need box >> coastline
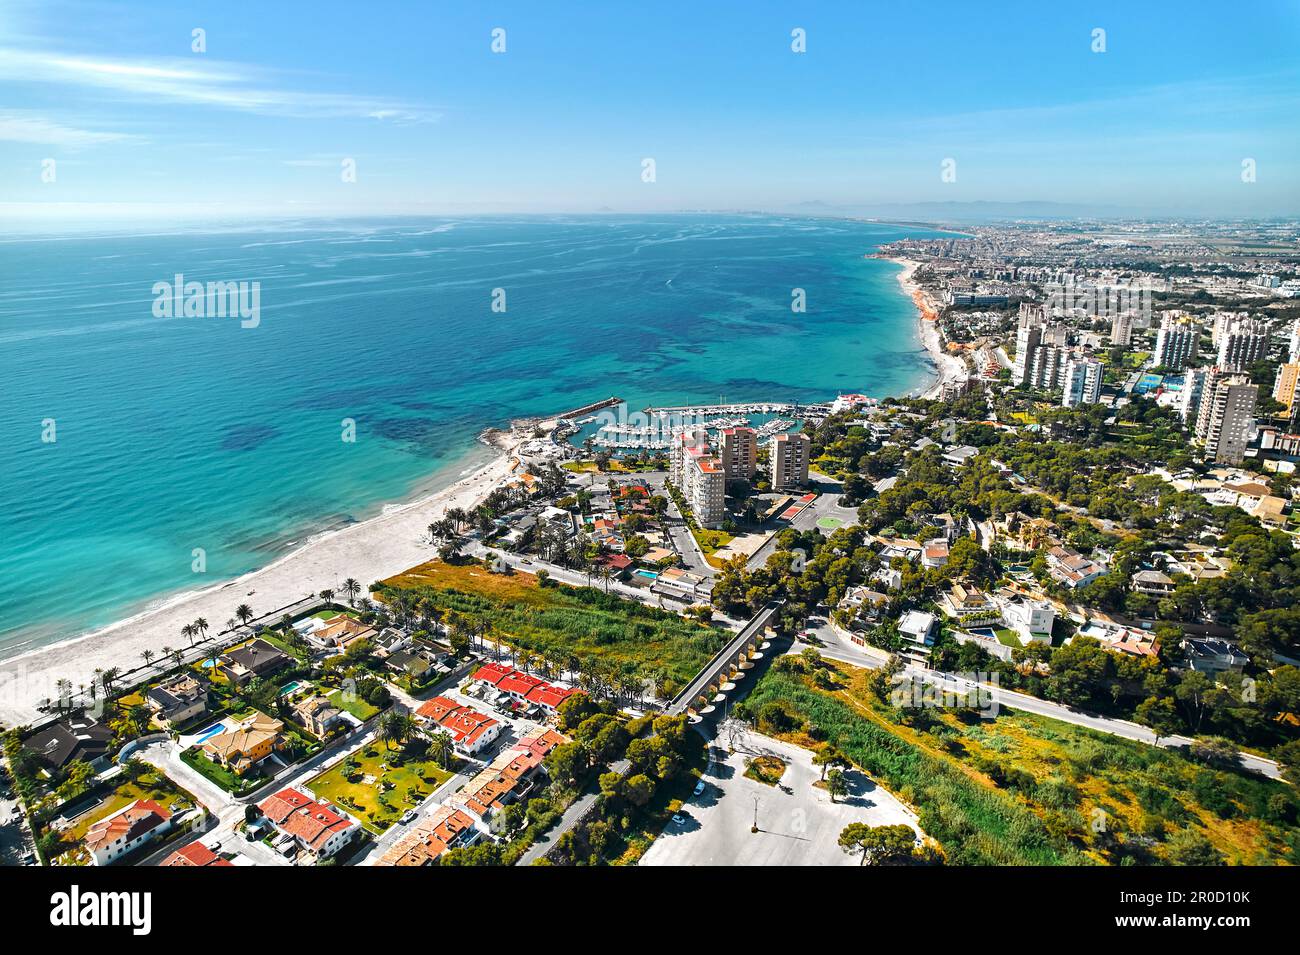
[0,423,534,727]
[890,257,967,399]
[0,252,954,728]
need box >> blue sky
[2,0,1298,221]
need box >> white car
[692,781,705,797]
[671,813,686,826]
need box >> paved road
[517,757,629,866]
[0,760,36,865]
[807,627,1283,781]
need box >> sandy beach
[893,258,968,399]
[0,422,540,727]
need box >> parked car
[400,810,418,824]
[693,780,705,797]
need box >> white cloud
[0,47,437,122]
[0,110,139,146]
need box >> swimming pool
[192,721,228,744]
[967,627,998,640]
[634,570,658,579]
[279,681,302,696]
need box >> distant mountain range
[783,199,1139,222]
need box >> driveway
[641,728,921,867]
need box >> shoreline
[0,255,954,727]
[0,422,533,727]
[889,257,967,399]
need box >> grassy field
[328,689,382,721]
[379,560,721,693]
[308,744,455,834]
[745,662,1300,866]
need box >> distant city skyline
[2,0,1299,223]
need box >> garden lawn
[308,745,455,834]
[328,689,381,721]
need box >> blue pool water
[279,681,302,696]
[192,721,228,743]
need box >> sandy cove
[892,258,968,399]
[0,423,537,728]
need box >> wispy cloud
[0,48,438,123]
[0,110,141,146]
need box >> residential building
[377,804,480,866]
[1215,318,1268,372]
[257,787,359,861]
[941,584,1001,627]
[292,694,345,737]
[25,714,114,774]
[1198,375,1258,465]
[1131,569,1176,596]
[684,449,727,528]
[201,711,286,775]
[144,672,209,728]
[220,639,291,687]
[897,610,938,661]
[839,586,889,628]
[415,696,502,755]
[721,426,758,483]
[669,428,708,488]
[1012,305,1044,385]
[1153,314,1199,370]
[1046,546,1106,589]
[921,538,950,569]
[770,431,811,489]
[1181,638,1250,675]
[1273,362,1300,420]
[1061,356,1103,407]
[1178,366,1213,424]
[85,799,173,866]
[1027,343,1066,390]
[1001,597,1056,644]
[161,841,233,867]
[1110,312,1133,346]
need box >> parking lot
[641,728,921,867]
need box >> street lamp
[751,795,760,834]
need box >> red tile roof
[525,684,576,711]
[496,671,546,697]
[258,787,355,853]
[472,662,514,686]
[162,841,233,867]
[85,799,170,855]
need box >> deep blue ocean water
[0,214,946,656]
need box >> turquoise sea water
[0,214,946,656]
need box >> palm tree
[141,649,155,670]
[319,588,335,605]
[342,578,361,606]
[181,623,197,647]
[428,730,454,770]
[194,617,209,641]
[55,678,72,712]
[234,604,254,627]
